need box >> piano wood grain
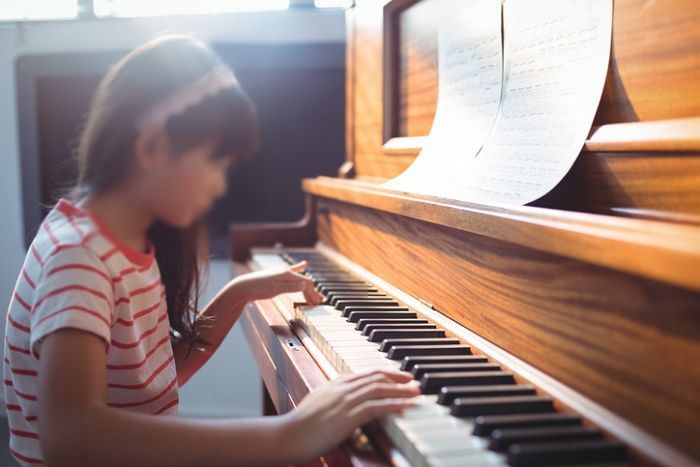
[304,177,700,293]
[307,196,700,461]
[348,0,700,215]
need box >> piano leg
[263,384,277,416]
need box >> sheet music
[385,0,613,206]
[384,0,503,193]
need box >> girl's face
[137,131,231,228]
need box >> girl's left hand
[233,261,324,305]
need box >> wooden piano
[229,0,700,465]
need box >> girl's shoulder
[30,199,113,273]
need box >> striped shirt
[4,199,179,466]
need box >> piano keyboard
[254,250,631,467]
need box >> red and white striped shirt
[4,199,179,466]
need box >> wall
[0,9,344,416]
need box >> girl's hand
[280,370,420,463]
[234,261,324,305]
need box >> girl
[4,35,418,466]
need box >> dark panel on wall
[16,41,345,245]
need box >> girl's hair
[71,35,259,354]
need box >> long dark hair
[72,35,259,354]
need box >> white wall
[0,9,344,416]
[180,259,262,418]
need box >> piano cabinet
[229,0,700,465]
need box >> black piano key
[473,413,581,436]
[451,395,554,417]
[314,280,365,288]
[507,440,627,467]
[489,425,602,452]
[355,318,429,332]
[362,323,437,336]
[310,272,358,279]
[327,291,387,300]
[313,278,364,286]
[438,384,537,405]
[337,299,400,310]
[388,344,471,360]
[304,266,342,273]
[329,293,388,306]
[321,286,377,295]
[411,362,500,379]
[347,311,416,322]
[318,282,371,289]
[368,329,445,343]
[379,338,461,353]
[420,371,516,394]
[316,282,374,292]
[320,288,374,296]
[321,283,375,289]
[400,355,488,372]
[343,306,410,318]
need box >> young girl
[4,35,418,466]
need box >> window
[0,0,77,21]
[314,0,353,8]
[93,0,290,18]
[0,0,348,23]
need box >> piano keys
[252,248,631,467]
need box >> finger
[337,370,394,387]
[344,369,415,385]
[338,372,408,397]
[302,288,318,305]
[301,278,323,305]
[348,398,410,427]
[342,382,420,409]
[289,261,307,272]
[288,274,322,304]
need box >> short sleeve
[29,246,115,359]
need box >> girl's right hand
[280,369,420,463]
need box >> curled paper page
[384,0,613,206]
[383,0,503,193]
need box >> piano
[229,0,700,465]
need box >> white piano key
[282,273,504,467]
[427,451,505,466]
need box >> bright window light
[94,0,289,18]
[314,0,353,8]
[0,0,78,21]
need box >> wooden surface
[309,196,700,463]
[398,0,437,137]
[228,196,317,261]
[304,177,700,293]
[347,0,700,214]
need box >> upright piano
[229,1,700,465]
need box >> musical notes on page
[384,0,613,206]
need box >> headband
[135,65,237,131]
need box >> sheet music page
[385,0,612,206]
[442,0,613,205]
[383,0,503,194]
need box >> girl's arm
[38,328,418,467]
[171,278,248,387]
[172,261,323,386]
